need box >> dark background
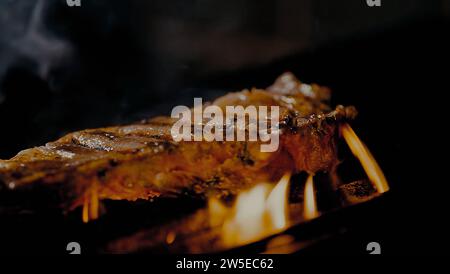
[0,0,448,255]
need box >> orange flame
[341,123,390,193]
[82,182,100,223]
[208,197,228,227]
[266,174,290,230]
[209,174,290,247]
[303,175,319,220]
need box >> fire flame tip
[341,123,390,194]
[303,175,319,220]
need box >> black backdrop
[0,0,448,255]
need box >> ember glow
[303,175,319,220]
[341,123,390,193]
[209,174,291,247]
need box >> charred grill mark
[10,171,23,180]
[185,175,224,198]
[109,159,119,167]
[237,142,254,166]
[97,168,108,179]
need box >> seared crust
[0,73,357,213]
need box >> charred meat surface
[0,73,356,219]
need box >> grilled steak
[0,73,356,221]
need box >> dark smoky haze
[0,0,449,254]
